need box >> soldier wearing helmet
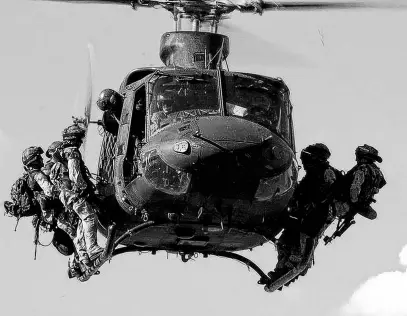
[22,146,57,225]
[96,89,123,112]
[266,143,341,285]
[42,141,63,176]
[23,146,76,240]
[51,124,103,276]
[150,92,175,134]
[334,144,386,220]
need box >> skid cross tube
[206,251,270,282]
[111,247,272,285]
[78,221,156,282]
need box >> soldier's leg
[73,199,103,260]
[37,194,54,225]
[67,253,81,278]
[56,212,76,239]
[73,221,91,267]
[269,229,301,278]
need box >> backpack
[3,173,40,219]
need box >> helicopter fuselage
[96,66,298,253]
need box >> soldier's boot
[67,255,82,278]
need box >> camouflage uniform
[335,144,386,219]
[42,141,63,177]
[57,124,103,263]
[271,143,340,279]
[22,146,75,238]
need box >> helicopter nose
[143,116,294,198]
[149,116,273,171]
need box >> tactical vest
[61,147,95,195]
[26,170,43,193]
[295,165,340,206]
[341,163,386,205]
[50,160,72,191]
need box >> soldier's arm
[66,148,88,191]
[33,172,56,198]
[321,168,337,198]
[350,169,365,203]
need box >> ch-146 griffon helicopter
[37,0,401,292]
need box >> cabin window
[225,76,291,144]
[148,74,219,135]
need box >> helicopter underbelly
[98,189,292,252]
[106,223,268,252]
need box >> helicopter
[35,0,403,292]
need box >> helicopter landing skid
[263,237,316,292]
[77,224,117,282]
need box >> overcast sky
[1,1,407,316]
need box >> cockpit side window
[147,74,219,136]
[225,76,291,145]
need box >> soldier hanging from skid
[261,143,341,289]
[261,143,386,290]
[324,144,386,244]
[50,124,104,278]
[3,146,76,259]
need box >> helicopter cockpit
[147,71,292,145]
[149,73,219,135]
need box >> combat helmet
[22,146,44,167]
[45,141,63,158]
[355,144,382,163]
[62,124,86,146]
[96,89,123,112]
[300,143,331,164]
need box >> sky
[1,0,407,315]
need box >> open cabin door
[114,83,146,213]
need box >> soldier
[334,144,386,221]
[21,146,75,239]
[268,143,340,283]
[150,92,175,134]
[43,141,63,176]
[96,88,123,113]
[54,124,103,267]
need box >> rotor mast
[171,5,223,33]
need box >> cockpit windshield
[224,76,290,142]
[147,72,292,144]
[149,74,219,135]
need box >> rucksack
[3,173,40,219]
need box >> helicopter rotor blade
[33,0,131,4]
[81,42,95,158]
[237,1,407,13]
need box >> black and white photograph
[0,1,406,315]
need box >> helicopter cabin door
[114,83,146,211]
